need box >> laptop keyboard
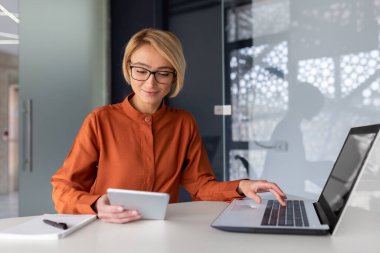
[261,200,309,227]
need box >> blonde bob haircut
[122,28,186,98]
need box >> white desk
[0,201,379,253]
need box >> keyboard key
[261,200,273,225]
[286,200,294,226]
[278,205,286,226]
[294,200,303,227]
[269,201,280,225]
[300,201,309,227]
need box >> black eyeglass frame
[129,65,177,85]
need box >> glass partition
[222,0,380,200]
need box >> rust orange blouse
[51,93,242,214]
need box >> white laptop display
[211,124,380,235]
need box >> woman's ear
[126,62,133,85]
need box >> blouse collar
[121,92,168,122]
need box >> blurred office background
[0,0,379,218]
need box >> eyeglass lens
[131,66,174,84]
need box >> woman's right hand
[94,194,142,223]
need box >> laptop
[211,124,380,235]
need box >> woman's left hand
[237,180,287,206]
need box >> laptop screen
[319,126,379,233]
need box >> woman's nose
[145,73,158,86]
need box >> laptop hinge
[313,202,329,225]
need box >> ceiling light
[0,32,18,39]
[0,12,18,17]
[0,40,19,44]
[0,3,20,23]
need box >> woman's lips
[142,90,159,96]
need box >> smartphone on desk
[107,188,170,220]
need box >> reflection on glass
[229,149,266,180]
[298,58,335,98]
[340,51,379,98]
[227,0,290,42]
[230,44,288,142]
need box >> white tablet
[107,188,170,220]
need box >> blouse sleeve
[51,112,101,214]
[180,114,244,201]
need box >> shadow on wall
[262,82,333,199]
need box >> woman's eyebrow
[130,61,151,68]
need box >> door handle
[24,99,33,172]
[254,140,288,152]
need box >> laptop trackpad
[231,204,258,211]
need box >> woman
[51,28,286,224]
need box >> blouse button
[144,116,151,123]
